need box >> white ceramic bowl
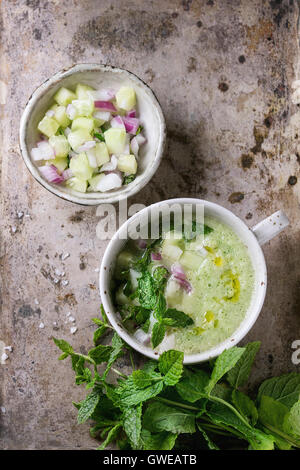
[99,198,289,364]
[19,64,166,205]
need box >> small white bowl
[19,64,166,205]
[99,198,289,364]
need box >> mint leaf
[162,308,194,328]
[93,325,108,344]
[77,391,101,424]
[232,389,258,425]
[103,333,124,378]
[88,344,112,364]
[159,350,184,386]
[258,396,300,448]
[132,370,159,389]
[53,337,74,355]
[97,423,121,450]
[206,347,246,394]
[197,423,219,450]
[152,266,169,290]
[143,402,195,434]
[122,403,142,449]
[94,132,105,142]
[207,401,275,450]
[116,377,164,408]
[123,174,136,185]
[58,352,69,360]
[283,402,300,438]
[153,292,166,321]
[140,429,177,450]
[100,304,109,324]
[227,341,260,388]
[151,322,166,348]
[138,271,157,309]
[257,373,300,409]
[176,370,209,402]
[259,395,289,431]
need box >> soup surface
[112,216,254,355]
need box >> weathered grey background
[1,0,300,450]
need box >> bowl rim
[19,63,166,206]
[99,197,267,364]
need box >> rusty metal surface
[1,0,300,449]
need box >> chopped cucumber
[94,117,106,127]
[72,99,94,117]
[66,176,87,193]
[117,250,134,269]
[75,83,94,100]
[116,86,136,111]
[162,231,184,249]
[180,251,203,271]
[88,173,105,191]
[94,142,110,166]
[67,129,92,151]
[71,117,94,133]
[54,106,71,128]
[117,154,137,174]
[49,135,70,158]
[46,157,68,172]
[165,279,183,306]
[69,152,93,180]
[161,244,183,262]
[33,82,143,194]
[38,116,59,138]
[116,286,130,305]
[54,87,76,106]
[104,128,126,155]
[49,104,58,112]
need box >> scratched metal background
[1,0,300,449]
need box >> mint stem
[154,396,199,411]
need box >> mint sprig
[53,315,300,451]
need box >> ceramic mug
[99,198,289,364]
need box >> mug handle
[251,210,289,246]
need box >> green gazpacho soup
[112,216,254,355]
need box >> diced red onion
[86,148,98,168]
[62,168,73,180]
[133,328,151,346]
[93,110,111,122]
[110,115,125,130]
[76,140,96,152]
[124,133,130,154]
[171,262,186,280]
[137,239,147,249]
[130,136,139,157]
[66,104,77,120]
[39,165,65,184]
[106,169,122,179]
[151,252,162,261]
[172,275,192,293]
[31,142,55,161]
[94,101,116,112]
[136,134,146,145]
[46,109,55,117]
[88,89,115,101]
[122,116,139,134]
[101,155,118,171]
[126,109,136,118]
[96,172,122,192]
